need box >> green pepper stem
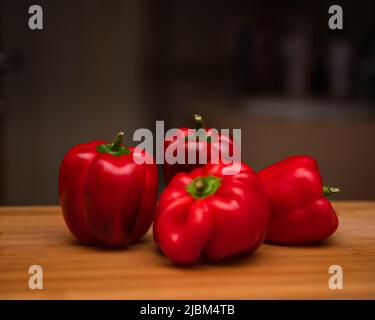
[110,132,125,150]
[194,114,205,130]
[194,177,206,194]
[323,186,340,197]
[186,175,222,199]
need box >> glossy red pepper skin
[154,162,269,265]
[59,135,158,247]
[162,115,237,184]
[259,155,339,245]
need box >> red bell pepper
[59,132,158,246]
[259,155,339,245]
[154,162,269,264]
[162,114,236,184]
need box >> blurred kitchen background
[0,0,374,204]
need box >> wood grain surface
[0,202,374,299]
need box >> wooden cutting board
[0,202,374,299]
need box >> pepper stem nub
[186,175,222,200]
[194,114,205,130]
[110,132,124,150]
[194,177,206,194]
[96,131,130,157]
[323,186,341,197]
